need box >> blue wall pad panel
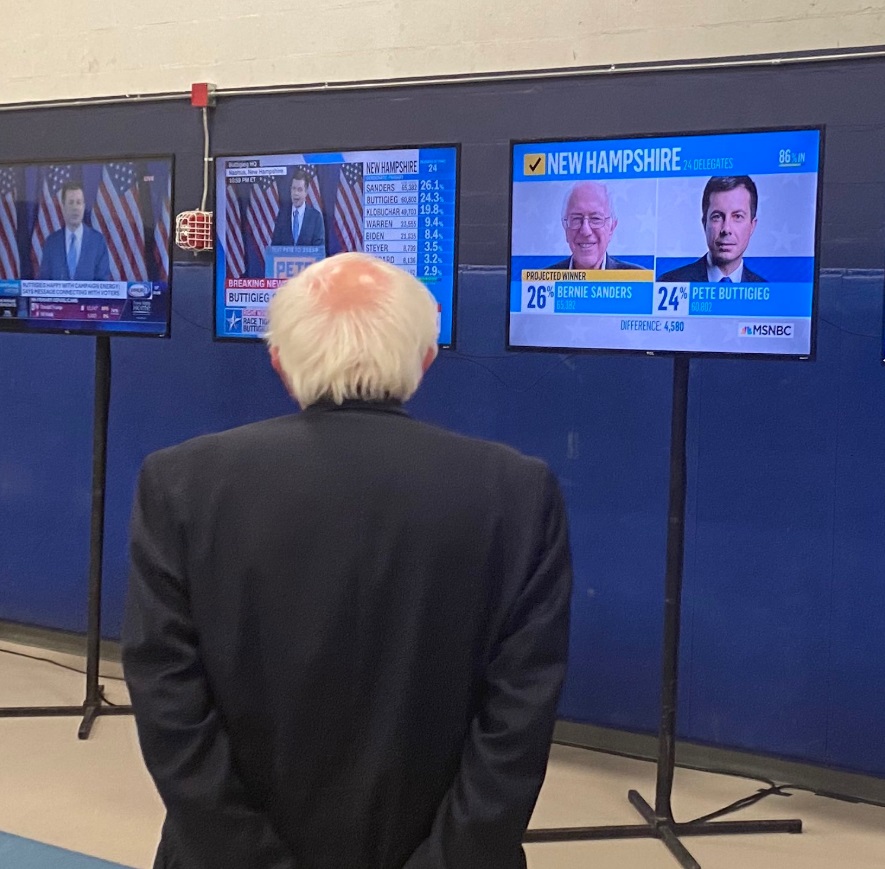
[2,267,884,778]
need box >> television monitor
[0,157,174,337]
[508,128,823,358]
[214,145,459,345]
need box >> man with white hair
[549,180,643,271]
[123,253,573,869]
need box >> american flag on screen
[300,164,323,211]
[0,168,19,280]
[334,163,364,252]
[246,175,279,269]
[31,164,74,274]
[225,183,246,279]
[93,161,148,281]
[153,190,171,283]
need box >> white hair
[265,252,440,407]
[561,180,616,221]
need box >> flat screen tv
[508,127,823,358]
[214,145,459,345]
[0,157,174,337]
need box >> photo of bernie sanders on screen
[659,175,766,284]
[548,181,643,271]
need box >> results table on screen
[215,146,458,345]
[362,152,456,287]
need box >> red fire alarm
[175,210,214,251]
[191,82,217,108]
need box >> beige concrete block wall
[2,1,885,103]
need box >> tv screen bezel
[211,141,462,349]
[506,125,825,361]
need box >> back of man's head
[266,253,439,408]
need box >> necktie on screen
[719,276,732,283]
[67,234,78,278]
[292,209,301,244]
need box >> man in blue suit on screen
[548,180,643,271]
[270,168,326,249]
[658,176,767,284]
[38,181,111,281]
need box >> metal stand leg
[525,357,802,867]
[0,337,133,738]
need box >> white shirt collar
[66,224,84,245]
[568,254,608,270]
[705,253,743,283]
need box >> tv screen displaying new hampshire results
[509,128,822,357]
[0,158,173,337]
[215,146,458,345]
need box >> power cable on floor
[684,782,798,824]
[0,645,127,709]
[556,738,885,817]
[0,646,126,681]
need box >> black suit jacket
[547,254,643,270]
[270,203,326,248]
[658,256,767,283]
[123,401,572,869]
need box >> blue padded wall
[2,267,884,777]
[3,57,885,778]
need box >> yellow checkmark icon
[524,154,545,176]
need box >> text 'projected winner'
[509,129,822,356]
[215,147,458,345]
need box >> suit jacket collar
[66,224,84,244]
[704,253,744,283]
[567,254,612,270]
[301,398,408,417]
